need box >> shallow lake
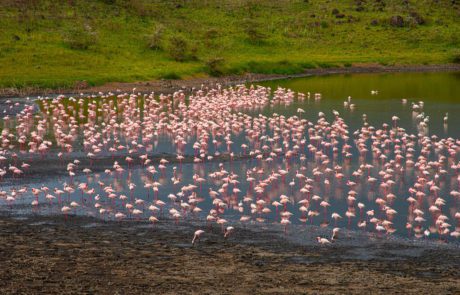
[258,71,460,138]
[1,71,460,243]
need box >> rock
[390,15,405,27]
[370,19,379,26]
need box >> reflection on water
[1,72,460,243]
[259,71,460,139]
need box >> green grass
[0,0,459,89]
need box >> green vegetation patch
[0,0,458,89]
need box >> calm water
[258,71,460,139]
[2,71,460,243]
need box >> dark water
[2,71,460,244]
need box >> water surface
[1,71,460,244]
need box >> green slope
[0,0,459,89]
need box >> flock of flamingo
[0,84,459,246]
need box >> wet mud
[0,213,458,294]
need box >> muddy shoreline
[0,212,458,294]
[1,64,460,98]
[0,151,259,186]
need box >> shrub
[160,71,181,80]
[204,29,219,47]
[452,50,460,64]
[127,0,153,17]
[189,44,199,61]
[409,12,425,25]
[64,26,97,50]
[243,20,267,45]
[168,35,189,62]
[245,27,267,44]
[205,57,225,76]
[147,25,164,50]
[389,15,405,27]
[204,28,219,40]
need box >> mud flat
[0,212,458,294]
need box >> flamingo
[192,229,205,245]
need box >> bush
[167,35,189,61]
[389,15,405,27]
[409,12,425,25]
[204,28,219,40]
[243,20,267,45]
[64,26,97,50]
[204,29,219,48]
[127,0,153,17]
[205,57,225,76]
[147,25,164,50]
[452,50,460,64]
[160,71,181,80]
[167,35,199,62]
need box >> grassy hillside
[0,0,459,89]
